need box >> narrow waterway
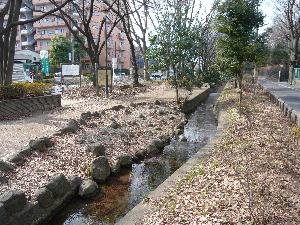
[49,93,219,225]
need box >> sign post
[97,67,112,94]
[40,50,50,77]
[112,58,117,85]
[61,64,80,86]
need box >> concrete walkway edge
[258,79,300,125]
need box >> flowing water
[49,93,219,225]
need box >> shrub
[0,82,52,100]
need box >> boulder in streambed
[78,179,100,199]
[91,156,111,183]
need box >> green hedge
[0,83,52,100]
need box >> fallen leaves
[143,83,300,225]
[0,84,185,199]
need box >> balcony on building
[21,37,36,47]
[118,44,126,51]
[20,6,32,13]
[119,32,126,40]
[20,26,35,35]
[19,13,33,22]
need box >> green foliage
[49,36,70,68]
[49,35,85,68]
[0,83,51,100]
[215,0,264,77]
[74,36,86,63]
[148,1,203,90]
[269,44,289,65]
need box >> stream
[49,92,219,225]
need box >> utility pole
[71,34,74,64]
[95,62,99,96]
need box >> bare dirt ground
[0,83,194,161]
[0,82,206,199]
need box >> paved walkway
[259,78,300,122]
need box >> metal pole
[71,33,74,64]
[105,17,109,98]
[95,62,99,96]
[79,62,82,88]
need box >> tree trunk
[173,66,179,103]
[288,37,299,85]
[0,0,21,85]
[128,38,139,85]
[143,39,150,81]
[5,25,19,85]
[234,77,238,88]
[237,72,243,113]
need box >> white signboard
[62,64,80,76]
[40,50,48,59]
[112,58,117,69]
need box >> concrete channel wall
[116,90,229,225]
[181,88,211,114]
[0,95,61,120]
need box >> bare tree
[0,0,71,85]
[118,0,140,85]
[129,0,155,81]
[46,0,141,86]
[275,0,300,84]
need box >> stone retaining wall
[0,174,82,225]
[259,84,300,125]
[0,95,61,120]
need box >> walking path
[259,78,300,122]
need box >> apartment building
[15,0,36,51]
[30,0,131,70]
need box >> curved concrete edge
[258,82,300,125]
[116,98,229,225]
[181,88,211,114]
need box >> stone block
[0,191,26,215]
[86,143,106,157]
[45,174,71,198]
[67,175,82,192]
[0,203,9,224]
[117,154,133,168]
[0,161,14,173]
[91,157,111,183]
[60,119,79,134]
[35,187,54,209]
[29,139,47,152]
[9,153,25,166]
[78,179,100,199]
